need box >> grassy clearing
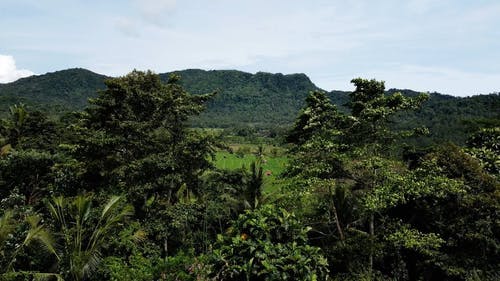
[214,151,289,193]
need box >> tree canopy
[0,72,498,281]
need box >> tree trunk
[369,213,374,275]
[329,184,345,241]
[164,237,168,257]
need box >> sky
[1,0,499,96]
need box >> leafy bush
[205,205,329,280]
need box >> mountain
[165,69,319,127]
[0,68,319,127]
[0,68,108,113]
[389,89,500,145]
[0,68,498,144]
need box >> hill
[0,68,108,114]
[0,68,498,144]
[390,89,500,145]
[0,68,319,127]
[165,69,319,127]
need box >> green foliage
[287,90,344,145]
[48,195,133,281]
[466,127,500,175]
[0,68,107,116]
[206,205,329,280]
[379,144,500,279]
[1,68,498,145]
[0,210,59,280]
[393,91,500,145]
[158,250,207,281]
[103,253,155,281]
[0,104,60,151]
[0,71,498,281]
[347,78,428,148]
[283,78,499,280]
[68,70,215,208]
[0,150,59,209]
[386,224,444,256]
[358,156,465,212]
[169,70,319,128]
[214,150,288,193]
[284,132,348,180]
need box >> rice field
[213,150,289,193]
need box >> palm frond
[73,195,92,223]
[82,250,102,280]
[0,210,15,246]
[100,195,121,220]
[24,215,59,259]
[48,196,67,228]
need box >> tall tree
[66,71,215,209]
[345,78,429,274]
[286,78,434,278]
[287,90,345,146]
[466,127,500,175]
[347,78,428,150]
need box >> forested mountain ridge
[0,68,108,112]
[391,90,500,144]
[0,68,320,126]
[0,68,498,144]
[166,69,319,127]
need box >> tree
[0,104,28,148]
[0,210,60,280]
[48,195,132,281]
[244,161,264,209]
[346,78,428,150]
[466,127,500,175]
[0,104,59,151]
[205,205,329,280]
[285,78,435,278]
[341,79,428,274]
[0,150,59,208]
[58,70,219,261]
[66,70,216,210]
[287,90,345,145]
[393,144,500,280]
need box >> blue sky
[1,0,499,96]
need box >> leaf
[1,144,12,156]
[101,196,122,220]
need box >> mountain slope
[390,89,500,144]
[0,68,108,113]
[0,68,320,126]
[0,68,498,145]
[165,69,319,127]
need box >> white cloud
[135,0,176,25]
[114,17,141,37]
[0,55,34,83]
[113,0,176,36]
[406,0,446,14]
[3,0,497,96]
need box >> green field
[214,151,288,193]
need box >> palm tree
[48,195,133,281]
[0,104,29,148]
[0,210,61,280]
[244,161,264,209]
